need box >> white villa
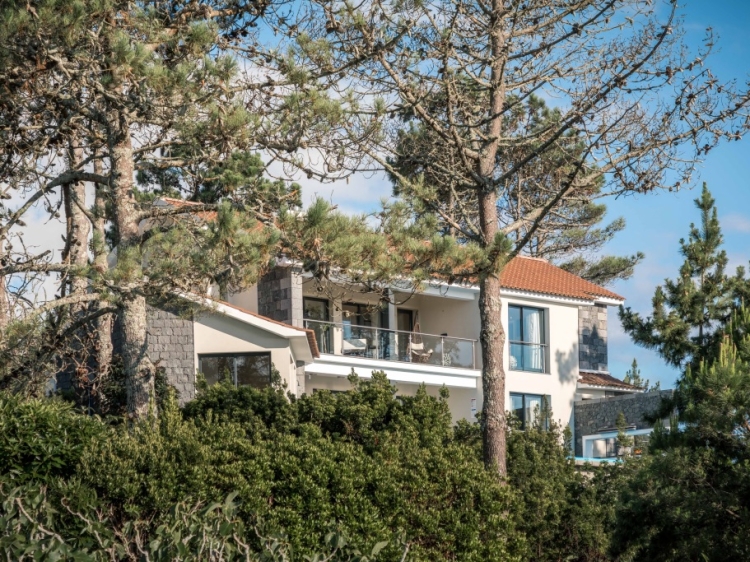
[140,207,642,450]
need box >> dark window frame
[342,302,375,327]
[508,304,547,373]
[510,392,550,430]
[303,297,330,321]
[198,352,271,388]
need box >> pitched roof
[499,256,624,302]
[578,370,641,390]
[214,299,320,359]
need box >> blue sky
[606,0,750,388]
[299,1,750,389]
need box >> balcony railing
[304,319,477,370]
[509,341,547,373]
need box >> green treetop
[619,183,750,369]
[622,359,660,391]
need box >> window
[198,353,271,389]
[342,303,374,332]
[508,305,546,372]
[510,393,550,430]
[303,297,331,353]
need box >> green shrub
[506,410,622,562]
[0,482,393,561]
[1,373,548,560]
[0,394,105,484]
[79,374,524,561]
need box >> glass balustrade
[303,320,477,369]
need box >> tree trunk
[93,158,113,390]
[478,192,507,477]
[62,143,91,308]
[477,0,508,476]
[110,120,154,418]
[59,142,94,398]
[0,239,8,337]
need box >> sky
[294,0,750,390]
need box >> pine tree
[290,0,750,475]
[612,305,750,561]
[389,94,643,286]
[622,358,659,391]
[619,183,750,369]
[0,0,418,412]
[615,411,633,456]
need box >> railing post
[408,332,412,362]
[441,336,445,366]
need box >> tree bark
[93,158,113,387]
[62,143,91,308]
[477,0,508,476]
[110,119,154,418]
[0,239,8,337]
[478,178,507,476]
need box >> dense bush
[0,482,392,561]
[0,373,535,561]
[0,372,631,561]
[507,420,629,562]
[611,310,750,562]
[80,373,523,561]
[0,394,105,483]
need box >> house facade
[74,197,650,454]
[170,255,629,441]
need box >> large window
[510,393,550,430]
[198,353,271,389]
[508,305,546,372]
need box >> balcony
[304,319,477,370]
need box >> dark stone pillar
[578,304,608,372]
[147,305,195,404]
[257,266,303,327]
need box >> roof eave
[577,383,643,392]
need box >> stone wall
[578,304,608,372]
[257,266,303,327]
[147,306,195,404]
[573,390,673,456]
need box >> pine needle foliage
[619,183,750,369]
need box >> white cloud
[723,213,750,233]
[298,172,391,215]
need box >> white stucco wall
[500,295,581,430]
[227,285,258,314]
[222,276,600,435]
[398,292,480,343]
[193,313,298,388]
[575,388,608,401]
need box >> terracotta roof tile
[579,370,640,390]
[499,256,624,302]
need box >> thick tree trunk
[62,144,91,308]
[110,121,154,418]
[477,0,508,476]
[478,191,507,476]
[93,159,113,389]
